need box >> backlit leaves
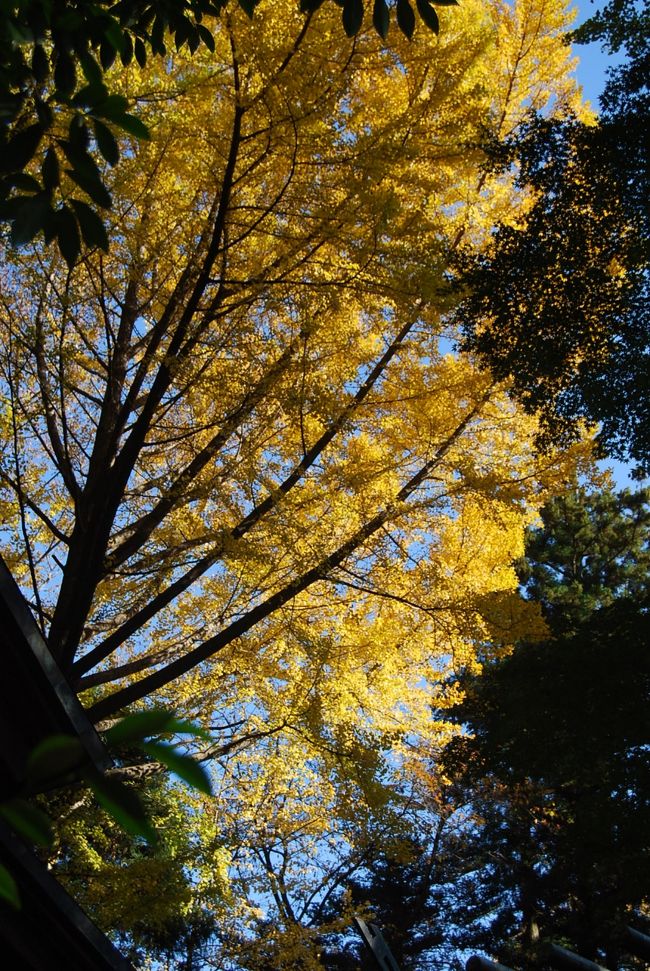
[0,708,214,907]
[86,770,158,844]
[103,708,212,746]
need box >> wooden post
[466,955,515,971]
[546,943,609,971]
[353,917,402,971]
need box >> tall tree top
[519,486,650,634]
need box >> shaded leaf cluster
[454,0,649,471]
[0,707,212,908]
[454,112,649,471]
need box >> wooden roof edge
[466,928,650,971]
[0,819,135,970]
[0,557,110,773]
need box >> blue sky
[571,0,622,106]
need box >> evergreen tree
[441,486,650,966]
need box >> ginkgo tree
[0,0,452,259]
[0,0,594,962]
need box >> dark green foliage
[572,0,649,124]
[325,846,445,969]
[455,0,649,472]
[519,487,650,634]
[455,116,649,470]
[313,488,650,969]
[441,486,650,965]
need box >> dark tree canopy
[316,843,447,970]
[441,486,650,966]
[281,487,650,971]
[456,0,650,471]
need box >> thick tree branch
[73,310,424,680]
[48,80,245,670]
[87,399,486,721]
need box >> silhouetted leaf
[151,14,166,55]
[64,168,110,209]
[0,800,53,847]
[187,26,201,54]
[68,116,91,151]
[92,93,130,121]
[343,0,364,35]
[174,17,192,50]
[56,206,81,267]
[93,119,119,166]
[80,52,103,86]
[0,94,23,125]
[10,173,42,193]
[121,32,134,66]
[197,24,216,51]
[71,199,109,251]
[104,19,126,55]
[35,98,53,128]
[72,82,110,108]
[42,209,59,245]
[54,50,76,94]
[373,0,389,38]
[396,0,416,37]
[416,0,439,33]
[238,0,259,18]
[10,194,50,247]
[99,39,117,71]
[31,45,49,83]
[300,0,326,11]
[1,125,43,174]
[112,113,150,140]
[60,139,100,181]
[134,37,147,68]
[142,741,213,794]
[42,148,60,191]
